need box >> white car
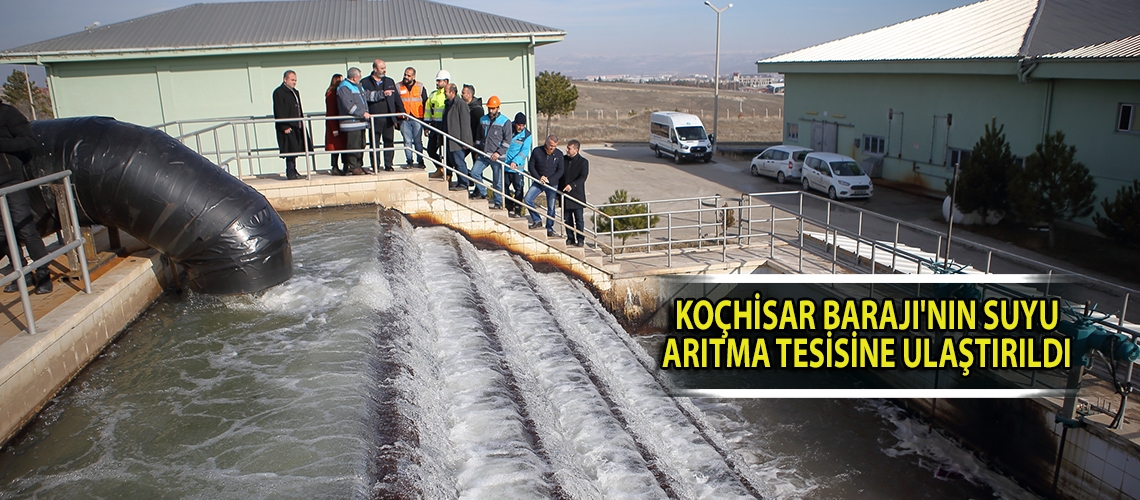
[801,152,873,200]
[750,145,812,184]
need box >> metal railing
[0,170,92,335]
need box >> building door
[811,121,838,153]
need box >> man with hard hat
[425,69,450,178]
[471,95,512,207]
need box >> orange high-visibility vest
[399,81,425,119]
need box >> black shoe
[384,166,394,172]
[508,211,519,218]
[547,230,557,238]
[528,221,541,229]
[449,184,467,192]
[574,240,585,247]
[331,166,342,176]
[4,273,32,293]
[416,162,427,169]
[33,269,51,295]
[285,171,302,180]
[468,191,484,199]
[490,204,503,210]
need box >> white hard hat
[435,69,451,81]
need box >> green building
[1,0,562,174]
[757,0,1140,221]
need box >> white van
[649,112,713,164]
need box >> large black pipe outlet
[25,117,292,295]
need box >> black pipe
[24,117,292,295]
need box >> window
[948,148,972,168]
[1119,104,1137,133]
[651,122,670,138]
[862,134,885,155]
[786,122,799,141]
[759,150,774,160]
[774,151,789,161]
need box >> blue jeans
[505,171,524,213]
[472,156,504,202]
[524,183,558,230]
[449,149,469,187]
[399,119,423,165]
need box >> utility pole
[705,1,731,155]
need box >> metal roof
[2,0,564,57]
[1040,33,1140,59]
[758,0,1140,64]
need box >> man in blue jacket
[336,68,372,175]
[524,135,564,237]
[502,113,532,218]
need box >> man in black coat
[0,98,52,294]
[560,140,589,246]
[443,84,473,191]
[362,59,405,172]
[272,70,310,180]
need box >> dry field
[541,81,785,144]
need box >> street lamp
[705,1,731,155]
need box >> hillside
[540,81,784,143]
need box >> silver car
[750,145,812,184]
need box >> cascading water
[0,206,1038,499]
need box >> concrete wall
[45,42,538,175]
[0,252,171,446]
[780,72,1140,220]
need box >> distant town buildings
[580,72,784,92]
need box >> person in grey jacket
[443,83,472,190]
[471,96,512,205]
[336,67,372,175]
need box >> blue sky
[1,0,976,84]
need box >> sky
[0,0,977,85]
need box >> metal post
[798,216,804,273]
[945,162,960,265]
[62,176,92,293]
[936,235,943,263]
[770,205,775,259]
[986,251,993,274]
[232,125,242,178]
[892,222,900,271]
[705,1,731,155]
[668,213,673,267]
[23,65,36,120]
[0,195,35,335]
[856,211,863,262]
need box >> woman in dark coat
[324,73,348,175]
[272,70,312,180]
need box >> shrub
[593,189,659,248]
[1008,130,1096,248]
[1094,179,1140,247]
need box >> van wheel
[828,187,838,200]
[777,172,786,184]
[750,164,759,176]
[654,146,661,158]
[674,153,682,165]
[802,177,810,191]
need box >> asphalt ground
[578,143,1138,293]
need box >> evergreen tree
[593,189,659,250]
[1009,130,1097,248]
[947,118,1014,219]
[2,70,53,120]
[535,71,577,137]
[1094,179,1140,247]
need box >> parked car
[649,112,713,164]
[750,145,812,184]
[801,152,873,200]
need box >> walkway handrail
[0,169,92,335]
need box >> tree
[2,70,53,120]
[593,189,659,250]
[1094,179,1140,247]
[1008,130,1097,248]
[536,71,577,137]
[947,118,1015,218]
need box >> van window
[651,122,670,138]
[676,126,707,141]
[806,157,819,169]
[829,161,864,176]
[774,151,789,161]
[760,150,774,160]
[792,151,809,162]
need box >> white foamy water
[0,206,1043,500]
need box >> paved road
[579,143,1138,317]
